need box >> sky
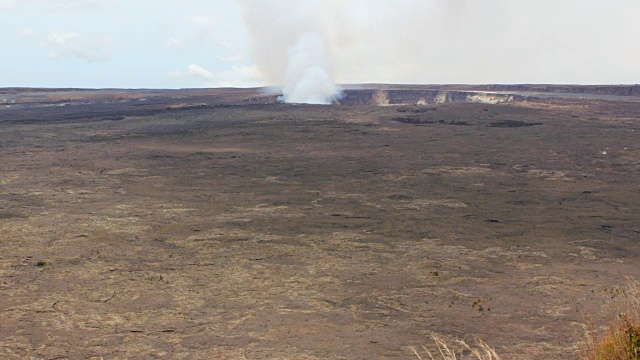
[1,0,639,88]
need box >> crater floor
[1,88,639,359]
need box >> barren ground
[1,88,639,359]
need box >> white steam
[237,0,640,87]
[281,32,340,104]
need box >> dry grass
[412,336,501,360]
[582,282,640,360]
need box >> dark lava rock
[489,120,543,128]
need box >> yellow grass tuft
[412,336,501,360]
[582,282,640,360]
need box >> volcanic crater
[1,85,639,359]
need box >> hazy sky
[2,0,639,88]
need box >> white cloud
[170,63,263,88]
[166,36,182,48]
[48,31,78,45]
[190,15,213,28]
[3,0,105,11]
[217,39,235,51]
[0,0,16,10]
[187,64,215,80]
[190,15,214,44]
[17,28,35,40]
[47,31,111,63]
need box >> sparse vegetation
[36,261,46,267]
[582,283,640,360]
[412,336,501,360]
[472,299,485,312]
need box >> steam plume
[281,32,340,104]
[238,0,640,87]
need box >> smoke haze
[238,0,640,89]
[281,32,341,104]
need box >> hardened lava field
[1,86,639,359]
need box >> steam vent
[252,84,640,106]
[336,89,523,105]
